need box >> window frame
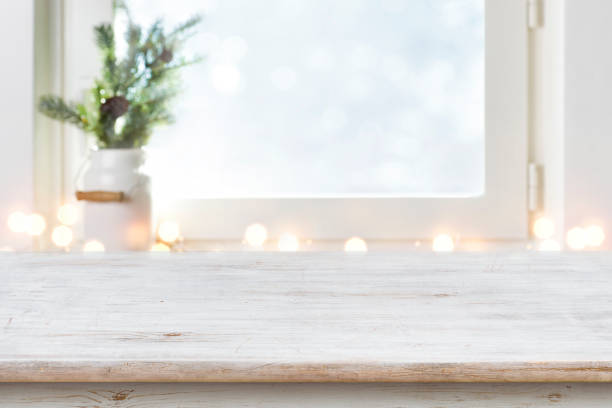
[58,0,528,242]
[157,0,528,241]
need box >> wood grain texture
[2,383,612,407]
[2,252,612,382]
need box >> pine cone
[100,96,130,119]
[160,48,173,63]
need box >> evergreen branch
[168,15,202,42]
[94,24,114,51]
[39,3,202,149]
[113,0,131,19]
[117,22,142,94]
[38,96,87,128]
[94,24,120,93]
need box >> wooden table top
[2,252,612,382]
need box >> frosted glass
[122,0,484,198]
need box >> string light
[83,240,105,252]
[244,223,268,247]
[432,234,454,252]
[344,237,367,252]
[533,217,555,240]
[26,214,47,236]
[566,227,587,250]
[57,203,78,226]
[51,225,73,247]
[158,221,180,244]
[151,242,171,252]
[278,233,299,251]
[585,225,605,247]
[7,211,28,233]
[538,239,561,251]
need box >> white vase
[80,148,152,251]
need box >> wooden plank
[2,383,612,407]
[2,252,612,382]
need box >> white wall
[564,0,612,249]
[0,1,34,248]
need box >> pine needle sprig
[38,96,88,129]
[37,2,202,149]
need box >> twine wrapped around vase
[76,191,124,202]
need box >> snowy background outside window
[119,0,484,198]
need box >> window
[118,0,526,240]
[124,0,485,198]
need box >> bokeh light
[51,225,73,247]
[158,221,180,244]
[278,233,299,251]
[566,227,587,250]
[344,237,368,252]
[83,240,105,252]
[533,217,555,240]
[432,234,455,252]
[7,211,28,233]
[26,214,47,236]
[244,223,268,247]
[585,225,605,247]
[151,242,171,252]
[57,203,78,226]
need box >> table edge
[2,361,612,382]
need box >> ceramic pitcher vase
[78,149,152,251]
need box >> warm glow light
[158,221,180,244]
[533,217,555,240]
[26,214,47,236]
[586,225,605,247]
[57,203,78,226]
[83,240,105,252]
[278,233,299,251]
[432,234,455,252]
[151,242,171,252]
[244,223,268,247]
[0,246,15,252]
[566,227,587,250]
[538,239,561,251]
[344,237,367,252]
[51,225,73,247]
[126,222,149,249]
[7,211,28,233]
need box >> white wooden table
[1,252,612,406]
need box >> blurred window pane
[121,0,484,198]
